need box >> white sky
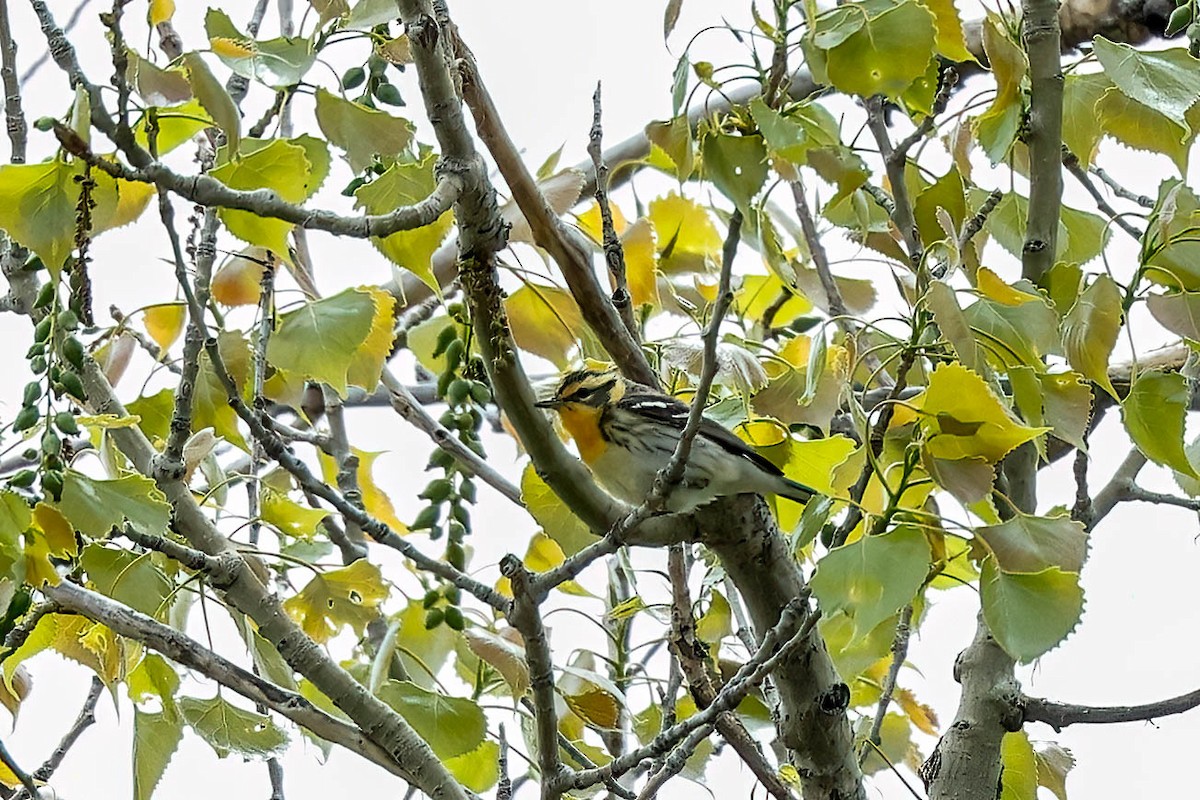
[2,1,1199,799]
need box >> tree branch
[1024,687,1200,730]
[1020,0,1065,284]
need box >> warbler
[535,369,816,512]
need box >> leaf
[810,525,930,638]
[127,49,192,107]
[922,453,994,504]
[0,491,30,583]
[211,247,268,306]
[644,116,693,180]
[317,448,406,532]
[620,217,660,308]
[699,131,767,211]
[663,0,683,38]
[1009,368,1092,453]
[916,363,1049,462]
[353,153,453,290]
[974,512,1088,574]
[1148,290,1200,340]
[267,287,389,395]
[860,713,914,776]
[193,329,251,450]
[925,0,974,62]
[463,627,529,697]
[1061,274,1122,397]
[148,0,175,25]
[143,303,187,353]
[210,139,317,257]
[648,192,722,272]
[282,559,388,643]
[519,533,591,597]
[315,88,415,173]
[505,284,585,368]
[824,1,937,100]
[894,687,940,736]
[735,273,812,327]
[1034,742,1075,800]
[695,590,732,644]
[1122,371,1198,477]
[503,170,584,244]
[347,0,400,28]
[975,16,1027,163]
[389,601,457,690]
[1000,730,1039,800]
[4,614,125,689]
[81,544,173,619]
[444,740,500,793]
[32,503,76,558]
[182,53,239,156]
[988,192,1110,267]
[1061,72,1112,168]
[749,97,840,169]
[926,280,983,373]
[1096,87,1194,174]
[260,489,329,538]
[0,160,78,274]
[521,464,593,556]
[1093,38,1200,133]
[204,9,316,89]
[377,680,486,759]
[980,558,1084,663]
[57,472,171,538]
[128,653,181,705]
[180,695,289,759]
[134,709,183,800]
[963,287,1061,370]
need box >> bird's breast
[557,406,608,464]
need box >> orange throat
[557,405,607,464]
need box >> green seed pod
[446,541,466,570]
[411,505,441,530]
[443,585,461,604]
[62,337,86,370]
[33,282,56,309]
[469,381,491,405]
[42,469,64,500]
[446,378,471,406]
[443,606,464,631]
[459,478,477,504]
[448,520,466,540]
[368,54,388,76]
[420,477,454,503]
[25,343,45,359]
[438,409,457,428]
[431,325,458,358]
[451,503,471,527]
[1167,4,1194,34]
[59,370,86,400]
[341,66,367,90]
[54,411,79,435]
[23,256,44,273]
[56,308,79,331]
[422,589,441,609]
[8,469,37,488]
[444,338,465,371]
[12,406,40,432]
[22,382,42,406]
[41,429,61,457]
[33,316,53,344]
[373,82,404,106]
[423,607,444,629]
[427,449,455,470]
[340,176,367,197]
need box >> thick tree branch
[1020,0,1065,284]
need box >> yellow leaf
[894,687,940,736]
[33,502,77,557]
[318,448,406,533]
[914,363,1049,462]
[210,37,256,59]
[283,559,388,643]
[976,266,1039,306]
[211,248,267,306]
[648,192,722,272]
[143,303,187,353]
[621,218,659,308]
[344,286,397,393]
[148,0,175,25]
[506,284,584,369]
[521,533,592,596]
[564,687,621,730]
[463,628,529,697]
[23,532,61,586]
[0,664,31,720]
[576,200,628,243]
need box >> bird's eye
[571,386,596,400]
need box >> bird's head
[535,368,624,412]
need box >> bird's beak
[534,398,560,409]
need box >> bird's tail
[776,476,816,504]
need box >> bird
[534,368,816,512]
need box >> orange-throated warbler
[535,368,816,512]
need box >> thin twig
[1024,686,1200,730]
[0,0,27,163]
[1063,148,1144,242]
[588,81,637,340]
[1090,166,1154,208]
[0,738,37,798]
[20,0,92,83]
[11,677,104,800]
[859,604,914,764]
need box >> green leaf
[182,52,239,156]
[1009,367,1092,454]
[210,139,317,257]
[266,287,390,395]
[128,653,180,705]
[699,131,767,211]
[1000,730,1039,800]
[0,491,29,584]
[0,160,78,274]
[282,558,388,643]
[1033,742,1076,800]
[748,97,839,169]
[1148,290,1200,340]
[695,590,732,644]
[980,558,1084,663]
[916,362,1049,462]
[346,0,398,28]
[1143,180,1200,290]
[1061,73,1112,168]
[963,285,1061,370]
[987,192,1110,267]
[444,740,500,793]
[315,88,415,173]
[521,464,593,556]
[645,116,694,181]
[260,488,329,538]
[353,153,453,290]
[204,8,316,88]
[1093,38,1200,133]
[505,283,585,369]
[810,525,930,638]
[1061,274,1122,397]
[974,512,1088,574]
[133,709,183,800]
[135,98,213,156]
[194,330,251,450]
[81,544,173,619]
[1121,371,1198,478]
[126,48,192,107]
[824,1,937,100]
[975,16,1027,163]
[914,168,967,252]
[376,680,486,760]
[180,695,289,759]
[926,280,983,373]
[1095,87,1194,174]
[390,601,457,690]
[57,472,171,538]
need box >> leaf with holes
[282,559,388,643]
[181,696,289,759]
